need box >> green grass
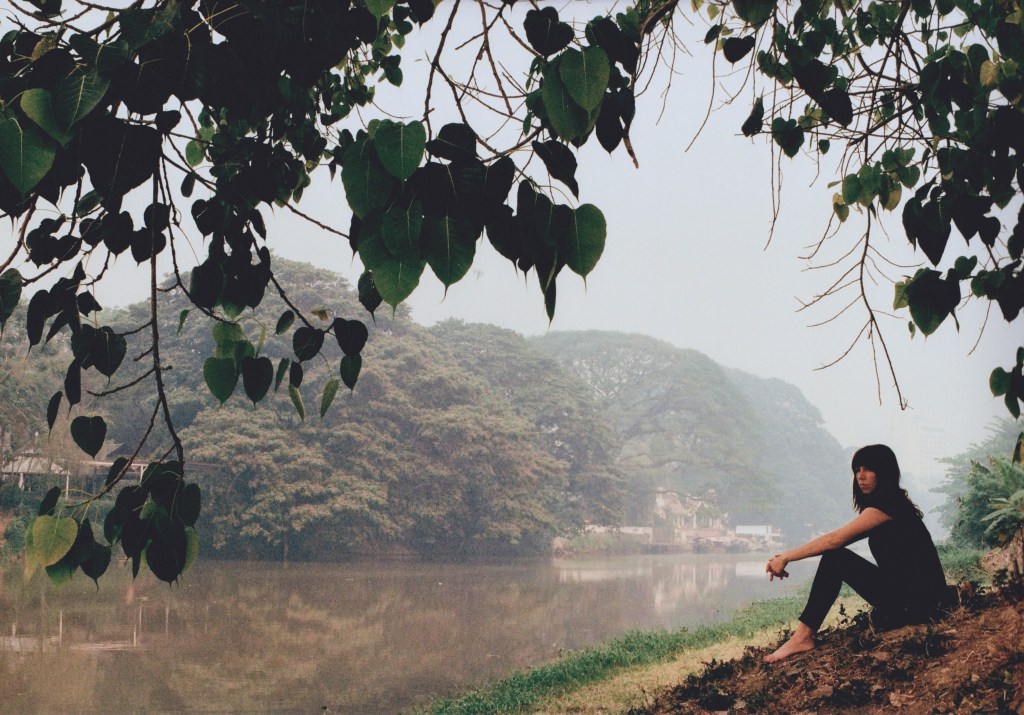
[936,543,987,582]
[417,596,804,715]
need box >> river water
[0,554,812,714]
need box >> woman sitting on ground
[763,444,948,663]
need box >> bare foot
[764,624,816,663]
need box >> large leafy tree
[0,0,1020,584]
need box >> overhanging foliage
[0,0,1020,585]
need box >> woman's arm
[766,507,891,580]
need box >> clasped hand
[766,554,789,581]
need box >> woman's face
[855,466,878,495]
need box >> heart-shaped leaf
[20,89,73,145]
[565,204,606,278]
[422,215,478,287]
[381,201,424,262]
[81,543,111,585]
[0,116,57,196]
[333,318,369,356]
[358,215,426,307]
[733,0,777,25]
[54,69,110,130]
[542,61,589,142]
[91,327,126,378]
[70,415,106,457]
[373,120,426,180]
[292,326,324,362]
[32,515,78,567]
[559,47,610,112]
[723,35,755,63]
[425,123,477,163]
[203,357,238,404]
[241,355,273,403]
[524,7,574,56]
[341,139,397,218]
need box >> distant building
[0,450,68,491]
[734,524,783,549]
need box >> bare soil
[632,587,1024,714]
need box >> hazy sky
[1,3,1017,486]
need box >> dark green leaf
[333,318,369,356]
[241,356,273,404]
[723,36,756,63]
[341,354,362,390]
[565,204,606,278]
[542,60,589,142]
[289,361,304,388]
[341,139,396,219]
[533,141,579,198]
[771,117,804,157]
[46,391,61,431]
[105,457,130,487]
[358,215,426,307]
[177,483,201,527]
[274,357,290,392]
[320,378,340,417]
[91,327,126,377]
[53,69,109,129]
[733,0,777,25]
[358,271,383,316]
[81,543,111,585]
[20,88,73,145]
[524,7,574,56]
[990,367,1010,396]
[288,384,306,420]
[373,120,426,180]
[38,486,61,517]
[381,201,424,262]
[292,326,324,362]
[203,357,238,404]
[0,116,57,196]
[275,310,295,335]
[70,415,106,457]
[741,96,764,136]
[559,47,610,112]
[0,268,22,329]
[422,215,477,287]
[425,123,477,163]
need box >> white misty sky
[0,4,1017,489]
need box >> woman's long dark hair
[851,444,923,518]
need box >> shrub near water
[420,597,804,715]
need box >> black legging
[799,548,903,631]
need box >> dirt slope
[633,590,1023,714]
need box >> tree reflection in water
[0,555,808,714]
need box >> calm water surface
[0,554,811,714]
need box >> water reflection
[0,555,808,714]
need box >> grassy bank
[416,596,805,715]
[417,546,986,715]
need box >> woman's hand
[766,554,790,581]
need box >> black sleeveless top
[867,500,947,619]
